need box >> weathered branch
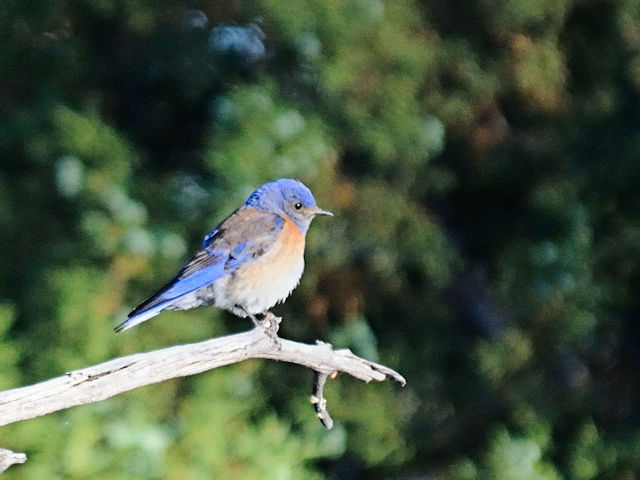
[312,369,334,429]
[0,449,26,474]
[0,314,405,471]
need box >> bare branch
[0,315,405,472]
[0,449,26,474]
[312,369,334,429]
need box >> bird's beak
[311,206,333,217]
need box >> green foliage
[261,0,444,171]
[3,0,640,478]
[206,83,337,212]
[166,368,345,479]
[0,304,20,391]
[481,426,561,480]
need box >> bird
[115,179,332,333]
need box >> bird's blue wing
[116,248,229,332]
[160,254,227,299]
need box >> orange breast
[278,216,305,263]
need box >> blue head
[245,179,333,233]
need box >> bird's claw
[264,328,282,350]
[254,312,282,349]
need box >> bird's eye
[294,202,303,210]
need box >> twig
[312,369,333,429]
[0,314,405,471]
[0,449,26,474]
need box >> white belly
[221,258,304,316]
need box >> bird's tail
[114,300,172,333]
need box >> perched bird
[115,179,332,332]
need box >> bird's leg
[245,310,262,329]
[239,307,281,348]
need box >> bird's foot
[253,312,282,349]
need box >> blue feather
[161,261,226,299]
[115,300,175,332]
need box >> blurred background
[2,0,640,478]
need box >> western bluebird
[115,179,332,332]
